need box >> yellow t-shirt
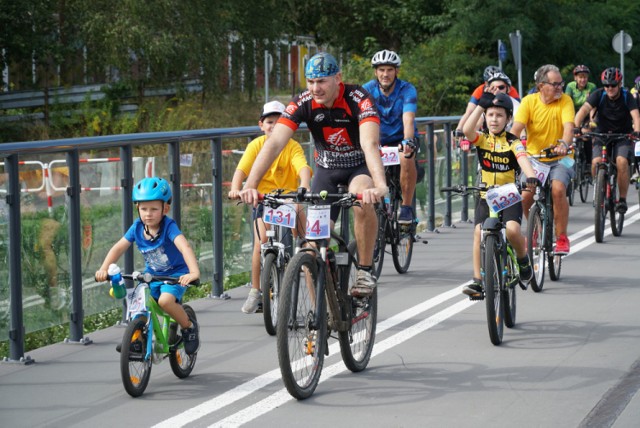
[515,93,575,161]
[236,135,311,194]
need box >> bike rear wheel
[609,176,624,237]
[527,204,545,292]
[483,235,504,345]
[120,316,152,397]
[261,252,280,336]
[277,251,326,400]
[594,169,607,243]
[578,161,590,203]
[503,247,517,328]
[390,197,414,273]
[339,241,377,372]
[567,179,575,206]
[547,218,562,281]
[169,305,197,378]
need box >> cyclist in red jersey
[239,52,387,298]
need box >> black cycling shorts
[311,163,371,222]
[474,198,523,226]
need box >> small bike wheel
[261,252,279,336]
[483,235,504,346]
[120,316,152,397]
[372,208,387,279]
[339,241,377,372]
[276,251,326,400]
[578,162,590,203]
[594,169,607,243]
[609,178,624,237]
[527,204,545,292]
[169,305,197,378]
[503,247,517,328]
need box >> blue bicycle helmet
[132,177,172,203]
[304,52,339,79]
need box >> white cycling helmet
[371,50,401,68]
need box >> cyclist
[363,49,418,224]
[630,76,640,182]
[461,92,539,297]
[455,66,521,136]
[566,65,597,166]
[510,64,575,255]
[95,177,200,354]
[574,67,640,213]
[228,101,312,314]
[466,71,520,133]
[238,52,387,298]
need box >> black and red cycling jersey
[278,83,380,169]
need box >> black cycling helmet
[601,67,623,86]
[488,93,513,117]
[573,64,590,75]
[483,65,501,82]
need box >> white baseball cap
[260,101,286,119]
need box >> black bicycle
[571,135,591,204]
[372,161,415,278]
[273,189,377,400]
[527,146,572,291]
[442,183,522,345]
[586,132,633,242]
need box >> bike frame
[480,207,519,291]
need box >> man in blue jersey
[363,50,419,224]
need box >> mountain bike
[272,189,377,399]
[585,132,633,242]
[372,145,416,278]
[104,265,199,397]
[257,192,299,336]
[441,183,522,346]
[526,147,572,292]
[571,135,591,203]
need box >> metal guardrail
[0,115,468,364]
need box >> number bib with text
[126,286,147,318]
[263,204,296,229]
[486,183,522,213]
[380,146,400,166]
[306,205,331,239]
[635,141,640,157]
[529,157,551,186]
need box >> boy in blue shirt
[96,177,200,354]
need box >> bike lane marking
[154,210,640,427]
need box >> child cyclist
[460,92,539,298]
[228,101,312,314]
[95,177,200,354]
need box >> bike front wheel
[120,316,152,397]
[169,305,198,378]
[578,162,590,203]
[391,220,414,274]
[372,208,387,279]
[261,252,280,336]
[594,169,607,243]
[483,235,504,345]
[276,251,326,400]
[339,241,377,372]
[527,204,546,292]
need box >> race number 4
[306,205,331,239]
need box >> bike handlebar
[258,189,363,207]
[100,272,200,287]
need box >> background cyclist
[238,52,387,298]
[363,49,418,224]
[566,64,597,166]
[574,67,640,214]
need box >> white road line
[153,208,640,428]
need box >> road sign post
[509,30,522,97]
[612,31,632,87]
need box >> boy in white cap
[228,101,312,313]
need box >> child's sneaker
[181,319,200,355]
[241,288,262,314]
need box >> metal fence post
[461,150,469,223]
[3,154,32,363]
[120,146,134,324]
[168,141,181,227]
[426,122,437,232]
[66,149,91,345]
[210,137,227,299]
[443,123,453,227]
